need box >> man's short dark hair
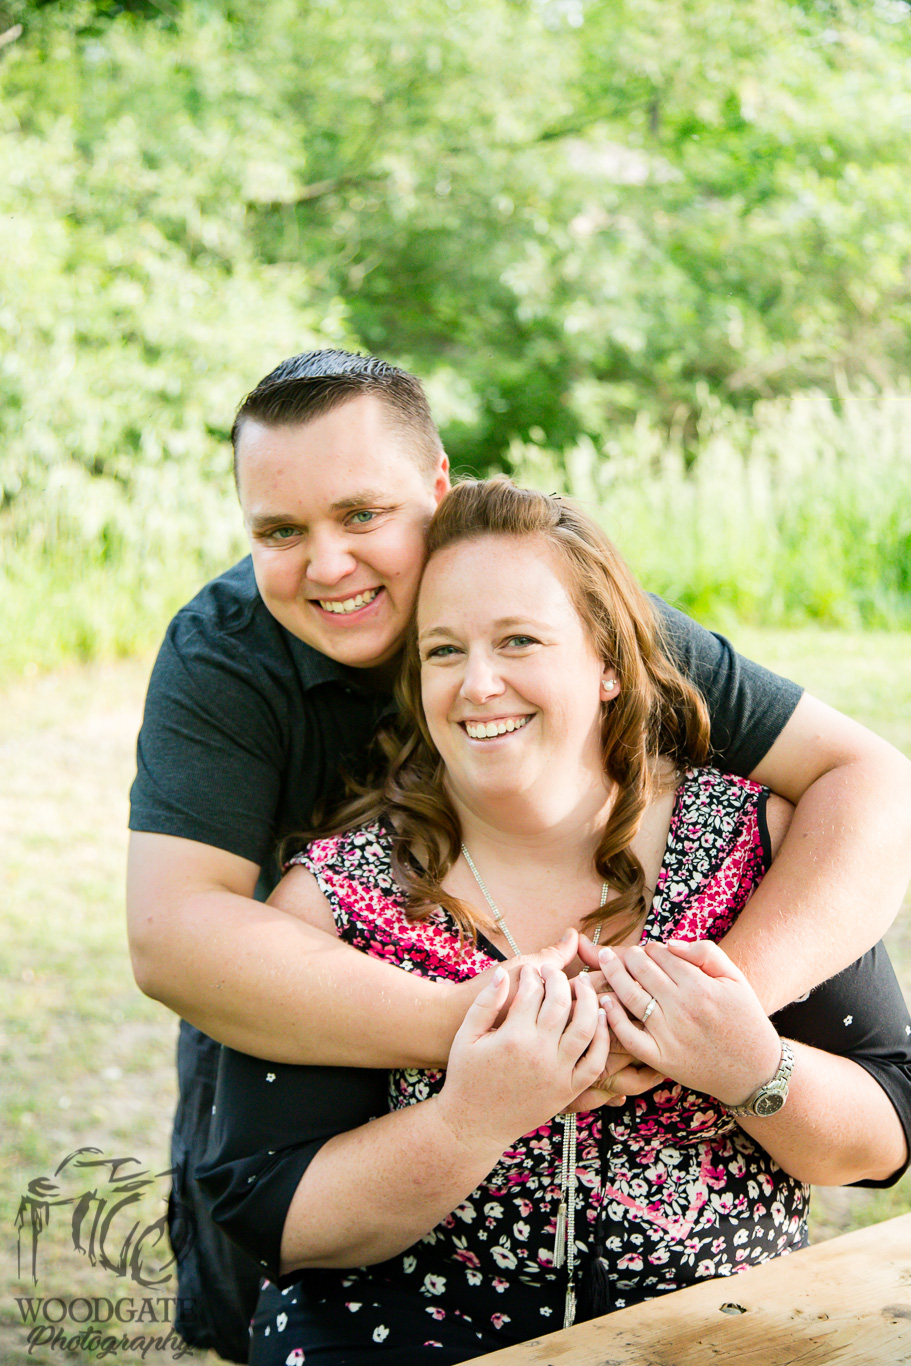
[231,349,442,486]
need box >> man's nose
[459,650,505,704]
[305,529,358,586]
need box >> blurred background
[2,1,910,1362]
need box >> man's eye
[269,527,299,541]
[348,510,377,526]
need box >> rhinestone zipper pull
[553,1199,567,1269]
[563,1284,577,1330]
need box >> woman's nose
[459,651,505,703]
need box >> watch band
[725,1039,795,1118]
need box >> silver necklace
[460,842,608,1329]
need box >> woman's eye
[505,635,536,648]
[424,645,459,660]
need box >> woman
[200,478,911,1365]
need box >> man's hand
[451,929,581,1025]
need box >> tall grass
[4,390,911,686]
[511,390,911,631]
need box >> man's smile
[314,587,383,616]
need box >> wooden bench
[462,1212,911,1365]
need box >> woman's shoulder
[675,767,793,857]
[287,819,394,877]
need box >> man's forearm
[721,747,911,1012]
[131,888,464,1067]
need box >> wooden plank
[462,1214,911,1365]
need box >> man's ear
[432,450,451,505]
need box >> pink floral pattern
[274,769,806,1353]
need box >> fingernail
[491,967,506,985]
[599,946,615,961]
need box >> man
[128,350,911,1361]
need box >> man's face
[237,395,449,670]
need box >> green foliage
[2,0,911,679]
[510,390,911,630]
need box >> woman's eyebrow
[418,616,550,641]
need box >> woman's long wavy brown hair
[298,477,711,945]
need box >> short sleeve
[772,942,911,1188]
[129,607,289,866]
[651,597,802,776]
[197,1049,388,1281]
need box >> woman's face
[416,534,612,818]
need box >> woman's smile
[461,714,534,740]
[417,533,611,822]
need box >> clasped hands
[447,929,782,1135]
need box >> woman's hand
[436,963,610,1151]
[597,939,782,1108]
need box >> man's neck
[351,653,403,693]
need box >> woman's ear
[599,673,619,701]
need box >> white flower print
[372,1326,389,1343]
[843,1015,853,1026]
[266,1073,276,1083]
[422,1274,446,1296]
[403,1256,417,1274]
[285,1351,304,1366]
[276,1312,287,1332]
[491,1245,517,1270]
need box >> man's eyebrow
[330,490,390,512]
[247,492,390,532]
[247,512,302,533]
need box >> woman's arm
[280,965,608,1273]
[200,965,609,1277]
[597,936,910,1186]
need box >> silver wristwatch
[725,1039,795,1118]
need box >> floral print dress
[200,767,910,1365]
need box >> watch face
[754,1092,785,1117]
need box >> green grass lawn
[1,628,909,1364]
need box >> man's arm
[127,833,577,1066]
[717,692,911,1011]
[127,832,467,1066]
